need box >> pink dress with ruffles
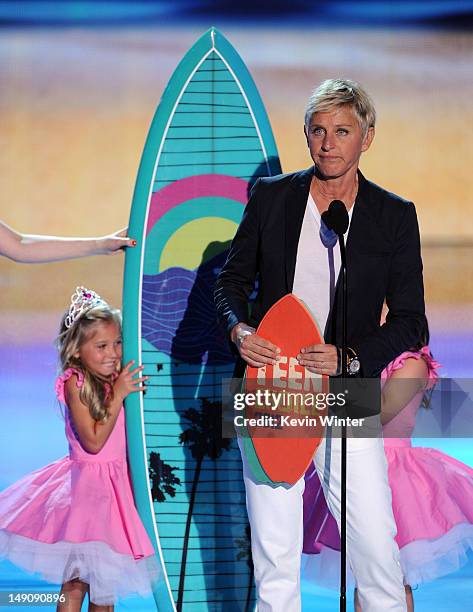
[0,368,159,605]
[302,348,473,587]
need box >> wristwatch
[336,347,361,376]
[347,347,361,376]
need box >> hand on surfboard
[231,322,280,368]
[97,228,137,255]
[297,343,338,376]
[113,361,148,401]
[243,294,328,486]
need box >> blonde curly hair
[56,304,122,422]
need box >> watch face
[349,359,360,374]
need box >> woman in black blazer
[215,166,425,378]
[215,78,423,612]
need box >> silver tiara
[65,286,107,329]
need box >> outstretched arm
[0,220,136,263]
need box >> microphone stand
[338,232,347,612]
[321,198,349,612]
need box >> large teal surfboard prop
[123,28,281,611]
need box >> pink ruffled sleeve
[382,346,441,387]
[55,368,84,403]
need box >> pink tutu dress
[0,368,160,605]
[302,348,473,587]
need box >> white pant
[240,435,406,612]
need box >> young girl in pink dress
[0,287,159,610]
[303,340,473,611]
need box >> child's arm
[65,362,147,454]
[0,220,136,263]
[381,357,429,425]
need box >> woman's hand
[297,343,338,375]
[0,220,136,262]
[113,361,148,401]
[231,322,280,368]
[96,228,137,255]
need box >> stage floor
[1,336,472,611]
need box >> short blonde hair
[304,79,376,135]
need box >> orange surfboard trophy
[241,294,328,486]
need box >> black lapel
[284,166,314,291]
[346,170,372,256]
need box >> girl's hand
[113,360,148,401]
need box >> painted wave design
[142,251,234,365]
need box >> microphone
[321,200,349,236]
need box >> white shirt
[292,192,354,335]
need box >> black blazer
[214,167,426,377]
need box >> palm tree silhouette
[176,397,232,612]
[149,451,181,503]
[235,524,255,612]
